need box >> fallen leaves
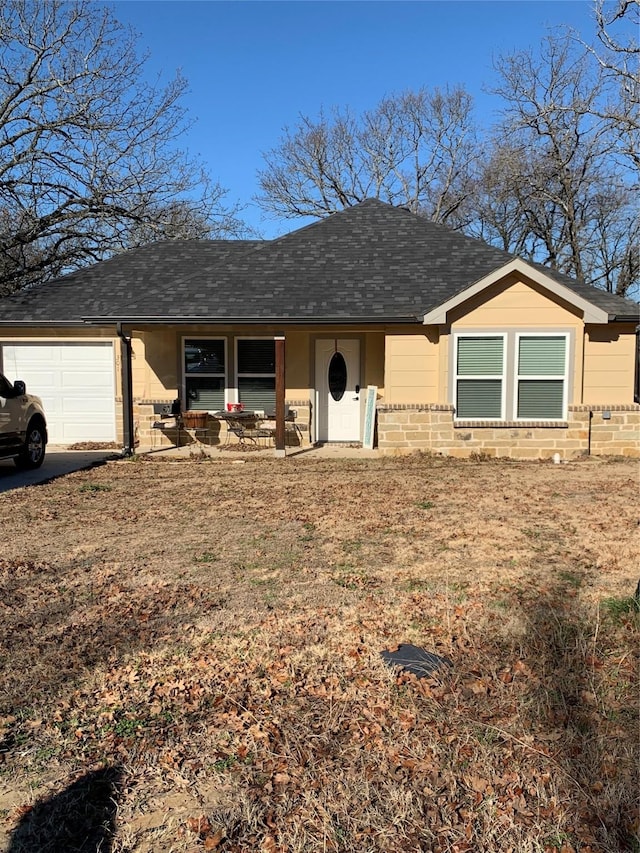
[186,815,226,849]
[0,457,637,852]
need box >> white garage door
[2,342,116,444]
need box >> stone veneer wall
[134,400,312,449]
[376,403,640,459]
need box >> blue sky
[111,1,604,237]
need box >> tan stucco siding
[450,277,583,328]
[438,330,450,402]
[583,324,637,404]
[138,328,179,399]
[363,332,385,394]
[384,331,439,404]
[281,331,309,398]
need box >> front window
[516,335,567,420]
[184,338,225,411]
[237,339,275,413]
[454,332,569,421]
[455,335,505,420]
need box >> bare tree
[587,0,640,170]
[0,0,247,295]
[476,32,638,295]
[582,186,639,295]
[256,87,479,227]
[469,143,543,259]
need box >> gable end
[423,259,610,326]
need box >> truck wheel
[15,420,46,469]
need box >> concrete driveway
[0,448,120,493]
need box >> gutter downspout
[117,323,135,457]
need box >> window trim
[453,332,507,422]
[181,336,227,411]
[513,332,569,422]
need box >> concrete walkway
[0,442,386,493]
[0,448,119,493]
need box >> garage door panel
[62,398,115,416]
[17,374,59,398]
[8,346,60,366]
[61,372,113,391]
[35,396,62,417]
[2,343,116,444]
[60,422,111,443]
[62,429,114,443]
[59,343,109,360]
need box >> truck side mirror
[13,380,26,396]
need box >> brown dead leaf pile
[0,453,638,852]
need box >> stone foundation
[376,403,640,459]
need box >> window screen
[517,336,566,419]
[455,336,504,419]
[237,340,275,374]
[237,340,276,412]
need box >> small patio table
[212,411,264,446]
[212,410,301,447]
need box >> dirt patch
[0,454,638,852]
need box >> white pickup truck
[0,372,47,469]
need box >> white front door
[315,339,361,442]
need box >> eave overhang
[79,314,422,326]
[422,258,610,325]
[0,320,88,327]
[611,314,640,324]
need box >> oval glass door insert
[328,351,347,401]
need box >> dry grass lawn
[0,453,638,853]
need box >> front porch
[135,399,313,451]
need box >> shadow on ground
[514,567,638,852]
[6,766,122,853]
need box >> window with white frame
[515,335,567,420]
[454,332,569,421]
[184,338,225,411]
[455,335,505,420]
[237,338,276,412]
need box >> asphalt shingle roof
[0,240,261,325]
[0,199,637,324]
